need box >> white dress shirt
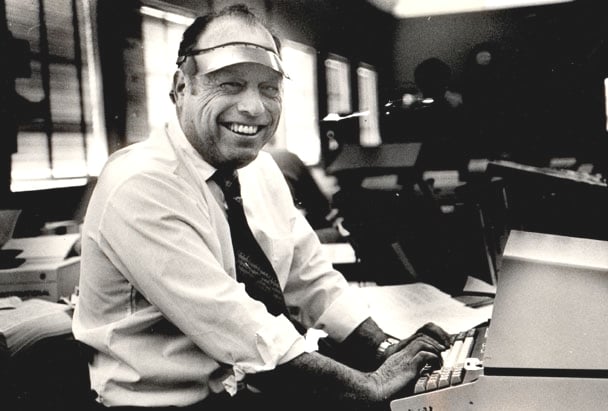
[72,117,370,407]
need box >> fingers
[375,333,450,400]
[402,336,446,363]
[416,322,452,347]
[411,350,441,372]
[392,331,448,357]
[375,348,441,399]
[387,349,440,381]
[392,323,451,353]
[385,337,444,371]
[374,324,454,400]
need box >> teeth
[229,123,259,135]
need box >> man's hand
[382,322,451,360]
[370,322,451,401]
[246,321,452,408]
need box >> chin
[229,150,260,169]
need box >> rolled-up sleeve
[312,286,371,342]
[280,192,371,343]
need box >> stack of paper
[0,297,72,356]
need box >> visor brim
[185,44,288,78]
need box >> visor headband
[177,42,288,77]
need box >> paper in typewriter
[354,283,492,339]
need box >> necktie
[212,170,291,318]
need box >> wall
[391,0,608,165]
[97,0,396,151]
[393,1,607,85]
[393,10,512,84]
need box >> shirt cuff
[254,314,307,366]
[312,287,371,342]
[225,314,307,395]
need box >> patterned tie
[212,170,291,317]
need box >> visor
[177,42,288,78]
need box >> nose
[236,87,265,116]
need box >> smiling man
[72,5,450,411]
[173,18,283,170]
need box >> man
[73,5,450,410]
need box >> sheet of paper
[354,283,492,339]
[0,209,21,247]
[463,275,497,295]
[321,243,357,264]
[0,296,22,310]
[3,234,80,262]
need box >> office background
[2,0,607,278]
[3,0,607,202]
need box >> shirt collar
[165,114,217,182]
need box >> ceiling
[366,0,574,18]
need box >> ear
[171,69,187,105]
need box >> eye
[260,84,280,98]
[220,82,244,93]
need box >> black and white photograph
[1,0,607,410]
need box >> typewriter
[412,324,487,396]
[391,230,608,411]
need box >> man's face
[476,50,492,66]
[175,17,283,169]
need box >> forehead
[207,62,282,82]
[197,16,277,52]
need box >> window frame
[356,62,382,147]
[8,0,107,193]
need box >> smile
[223,122,262,136]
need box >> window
[391,0,573,17]
[140,6,193,138]
[357,63,382,147]
[604,78,608,131]
[8,0,106,192]
[275,40,321,166]
[325,54,352,115]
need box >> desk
[327,143,421,176]
[1,334,92,411]
[327,143,424,194]
[0,234,80,302]
[486,160,608,240]
[0,257,80,302]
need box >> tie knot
[212,169,241,200]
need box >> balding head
[175,4,282,76]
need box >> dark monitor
[486,160,608,241]
[326,143,421,179]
